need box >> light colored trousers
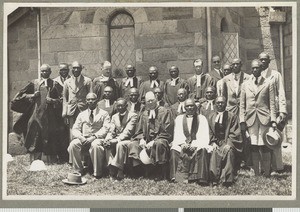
[68,138,105,177]
[107,140,131,170]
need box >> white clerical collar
[206,100,214,110]
[119,111,127,116]
[100,75,109,82]
[150,79,159,88]
[177,102,186,113]
[125,77,134,87]
[149,109,156,119]
[215,111,225,124]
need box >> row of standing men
[12,52,287,185]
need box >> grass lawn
[6,147,292,196]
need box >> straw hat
[62,172,87,185]
[139,148,153,165]
[263,127,283,150]
[29,160,47,171]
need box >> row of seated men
[11,52,287,186]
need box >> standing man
[164,65,189,106]
[62,61,93,140]
[223,58,250,168]
[210,55,224,82]
[208,96,242,186]
[53,63,71,162]
[259,52,287,172]
[240,59,276,177]
[170,98,210,184]
[170,88,189,118]
[14,64,61,162]
[93,61,120,102]
[105,98,138,180]
[68,93,110,178]
[97,86,117,117]
[120,65,143,100]
[128,91,172,181]
[139,66,164,103]
[216,63,232,97]
[186,59,216,104]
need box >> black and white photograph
[2,2,297,203]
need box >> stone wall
[8,9,38,131]
[40,7,208,81]
[283,7,292,117]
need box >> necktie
[215,112,224,124]
[105,99,110,108]
[150,80,159,88]
[206,100,214,110]
[125,78,134,87]
[149,110,156,119]
[89,110,94,123]
[220,71,224,78]
[255,77,259,85]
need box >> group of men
[12,51,287,187]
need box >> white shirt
[186,117,193,133]
[196,74,202,87]
[170,77,179,86]
[130,102,136,112]
[105,99,110,108]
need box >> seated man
[97,86,117,117]
[104,98,138,180]
[199,86,217,118]
[68,93,110,178]
[128,91,172,181]
[170,88,188,118]
[170,98,210,185]
[207,96,242,186]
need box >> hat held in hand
[62,172,87,185]
[29,160,47,171]
[139,148,153,165]
[263,127,283,150]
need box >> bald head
[104,86,113,99]
[72,61,83,77]
[129,88,139,103]
[232,58,242,74]
[125,64,136,77]
[258,52,270,69]
[40,64,51,79]
[86,93,98,110]
[149,66,158,80]
[185,98,197,115]
[145,91,155,102]
[177,88,188,102]
[223,64,232,76]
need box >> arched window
[109,12,135,78]
[220,18,239,64]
